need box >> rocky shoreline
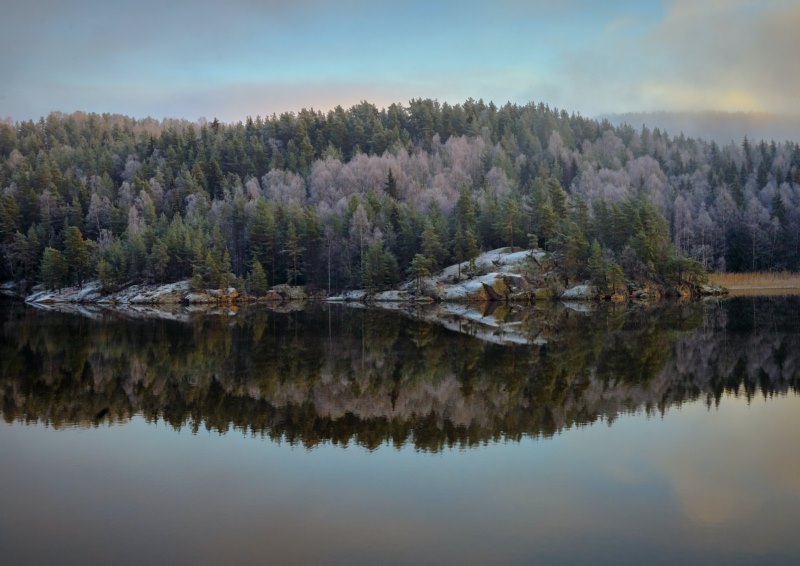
[1,247,727,308]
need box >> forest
[1,98,798,294]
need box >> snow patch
[326,290,368,302]
[560,284,596,300]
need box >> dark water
[1,297,800,564]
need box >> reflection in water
[1,298,799,451]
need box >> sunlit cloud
[1,0,798,121]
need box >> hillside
[0,99,798,297]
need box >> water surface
[1,298,799,564]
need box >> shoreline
[1,279,727,308]
[2,248,729,308]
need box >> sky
[1,0,799,122]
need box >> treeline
[1,99,799,292]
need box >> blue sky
[2,0,798,121]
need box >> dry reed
[709,272,800,290]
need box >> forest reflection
[1,298,798,452]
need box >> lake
[1,297,799,565]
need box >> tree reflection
[1,298,798,452]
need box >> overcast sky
[2,0,798,122]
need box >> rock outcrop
[26,282,104,304]
[265,284,308,302]
[24,280,250,306]
[560,284,597,301]
[112,281,190,304]
[408,248,547,303]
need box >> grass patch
[709,272,800,296]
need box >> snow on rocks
[420,248,544,303]
[371,290,433,302]
[0,281,23,298]
[432,271,533,303]
[24,280,244,306]
[437,247,543,283]
[26,281,103,304]
[560,284,597,301]
[363,301,542,346]
[561,301,596,313]
[118,281,191,304]
[326,290,368,302]
[185,287,240,304]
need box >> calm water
[1,297,800,565]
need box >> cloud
[1,0,799,119]
[643,0,800,112]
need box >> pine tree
[63,226,90,285]
[407,254,432,294]
[453,188,480,277]
[247,258,268,296]
[607,263,625,296]
[198,250,221,288]
[497,193,524,248]
[453,226,479,278]
[562,221,589,285]
[40,247,68,290]
[0,193,19,243]
[362,239,387,290]
[220,248,232,287]
[421,219,447,271]
[149,241,170,282]
[546,177,568,218]
[96,258,115,292]
[283,221,305,285]
[588,240,606,291]
[527,178,556,249]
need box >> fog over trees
[1,98,798,292]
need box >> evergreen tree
[149,241,170,282]
[283,221,305,285]
[203,250,222,288]
[497,192,524,248]
[96,258,115,291]
[247,258,268,295]
[63,226,91,285]
[385,169,398,199]
[588,240,606,291]
[421,219,447,271]
[40,247,68,290]
[607,263,625,296]
[561,220,589,285]
[407,254,432,294]
[362,239,387,290]
[0,193,19,243]
[527,178,556,249]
